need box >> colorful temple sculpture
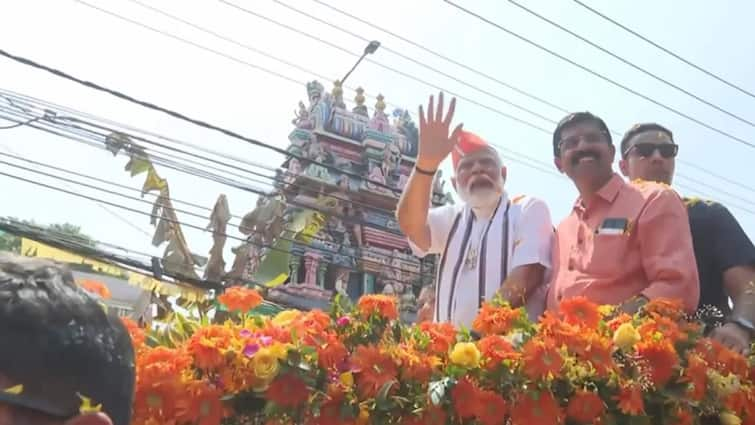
[229,80,452,319]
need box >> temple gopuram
[227,80,452,320]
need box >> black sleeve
[711,203,755,271]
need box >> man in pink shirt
[546,112,700,313]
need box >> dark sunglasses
[624,143,678,158]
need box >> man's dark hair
[552,112,612,157]
[0,253,135,425]
[620,122,674,157]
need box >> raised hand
[417,92,463,171]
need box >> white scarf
[434,194,511,325]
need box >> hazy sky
[1,0,753,266]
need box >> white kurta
[410,193,554,329]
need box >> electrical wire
[308,0,568,114]
[0,45,401,194]
[0,91,403,217]
[0,109,413,242]
[570,0,755,101]
[442,0,755,151]
[507,0,755,128]
[214,0,755,194]
[291,0,755,194]
[0,168,436,286]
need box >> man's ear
[501,166,507,182]
[618,158,629,177]
[554,157,564,173]
[64,413,113,425]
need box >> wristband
[414,165,437,176]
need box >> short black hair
[0,253,135,425]
[552,112,612,157]
[620,122,674,157]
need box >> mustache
[571,149,601,165]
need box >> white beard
[457,179,504,208]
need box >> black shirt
[685,198,755,315]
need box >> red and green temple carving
[228,80,451,319]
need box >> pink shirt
[547,174,700,312]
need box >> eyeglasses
[558,131,609,152]
[624,142,678,158]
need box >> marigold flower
[472,302,522,336]
[266,374,309,408]
[121,317,146,349]
[477,335,519,370]
[351,345,397,399]
[418,322,457,355]
[449,342,481,368]
[566,390,604,423]
[615,383,644,415]
[636,340,679,387]
[77,279,112,299]
[217,286,263,312]
[451,377,481,419]
[357,294,398,320]
[559,297,602,329]
[510,391,562,425]
[521,338,563,380]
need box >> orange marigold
[317,334,349,372]
[351,345,398,399]
[566,390,605,423]
[121,317,146,349]
[681,353,708,401]
[451,377,481,420]
[217,286,263,312]
[606,313,633,332]
[186,325,236,370]
[267,373,310,408]
[559,297,602,329]
[510,391,563,425]
[475,390,508,425]
[671,406,694,425]
[522,338,563,380]
[636,340,679,387]
[638,316,683,344]
[472,302,523,336]
[77,279,112,299]
[418,322,457,355]
[357,294,398,320]
[477,335,520,370]
[642,298,685,321]
[538,311,581,348]
[615,383,644,415]
[180,381,228,425]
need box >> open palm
[417,92,463,170]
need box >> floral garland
[123,287,755,425]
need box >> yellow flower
[272,310,301,327]
[449,342,481,368]
[77,394,102,414]
[720,412,741,425]
[339,371,354,389]
[251,346,280,382]
[356,406,370,425]
[708,371,740,398]
[267,342,290,360]
[613,322,641,351]
[598,304,616,317]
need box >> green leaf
[376,380,396,405]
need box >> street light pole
[341,40,380,85]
